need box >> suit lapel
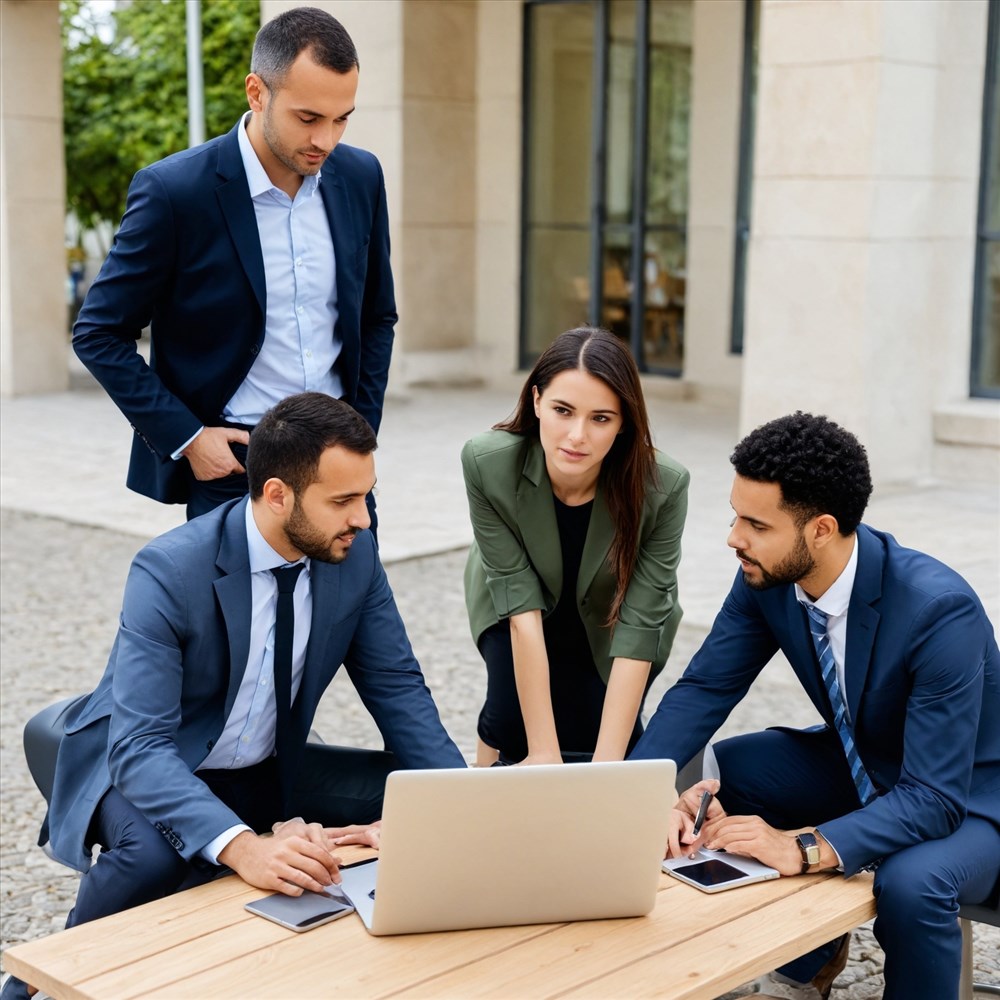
[299,561,341,710]
[320,164,355,318]
[213,500,253,719]
[215,124,266,315]
[845,526,882,724]
[578,488,613,601]
[516,440,562,601]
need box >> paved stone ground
[1,509,997,996]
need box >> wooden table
[4,847,875,999]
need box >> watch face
[797,833,820,865]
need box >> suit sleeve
[343,549,466,769]
[73,168,203,458]
[462,439,547,619]
[353,157,397,435]
[106,543,245,860]
[610,463,689,663]
[818,591,990,875]
[630,572,779,770]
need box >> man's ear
[245,73,266,112]
[811,513,840,549]
[261,477,293,516]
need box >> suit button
[250,344,259,355]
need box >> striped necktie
[804,603,878,806]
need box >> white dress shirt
[795,534,859,723]
[197,501,311,862]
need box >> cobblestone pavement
[1,509,997,996]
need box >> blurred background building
[2,0,998,484]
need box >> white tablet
[662,849,780,893]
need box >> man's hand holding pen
[667,778,724,859]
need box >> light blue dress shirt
[226,112,342,424]
[197,500,311,863]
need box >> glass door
[521,0,692,374]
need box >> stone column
[741,0,989,482]
[0,0,68,396]
[683,0,745,400]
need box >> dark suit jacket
[462,431,689,684]
[44,499,464,873]
[73,122,396,504]
[632,524,1000,876]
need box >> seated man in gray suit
[3,392,464,1000]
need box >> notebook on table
[337,758,677,935]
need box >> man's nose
[350,498,372,531]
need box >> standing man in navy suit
[74,7,396,521]
[1,392,464,1000]
[632,412,999,1000]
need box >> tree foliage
[61,0,259,240]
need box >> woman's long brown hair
[495,327,659,627]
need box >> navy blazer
[632,524,1000,876]
[73,122,396,504]
[43,499,464,873]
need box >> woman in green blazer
[463,327,689,766]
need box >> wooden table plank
[383,874,869,999]
[2,877,254,999]
[2,861,876,1000]
[561,875,876,1000]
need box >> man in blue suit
[73,7,396,520]
[633,412,999,1000]
[1,393,464,1000]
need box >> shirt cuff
[201,824,252,865]
[816,826,845,872]
[171,426,205,461]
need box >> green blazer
[462,430,689,684]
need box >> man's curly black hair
[730,412,872,535]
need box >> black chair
[959,878,1000,999]
[23,695,88,805]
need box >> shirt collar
[795,533,858,618]
[236,112,321,200]
[245,499,308,575]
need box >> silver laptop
[337,759,677,935]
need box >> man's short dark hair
[251,6,358,89]
[730,411,873,535]
[247,392,376,499]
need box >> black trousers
[476,619,645,764]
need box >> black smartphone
[244,887,355,932]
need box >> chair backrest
[23,695,89,804]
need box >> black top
[543,495,594,672]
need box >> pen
[691,790,713,838]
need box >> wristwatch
[796,832,821,874]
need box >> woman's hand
[515,751,564,766]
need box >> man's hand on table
[219,818,343,895]
[326,820,382,849]
[667,778,723,859]
[698,815,838,877]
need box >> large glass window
[972,0,1000,398]
[521,0,692,372]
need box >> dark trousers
[715,728,1000,999]
[476,620,646,764]
[71,745,393,924]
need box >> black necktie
[271,564,304,761]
